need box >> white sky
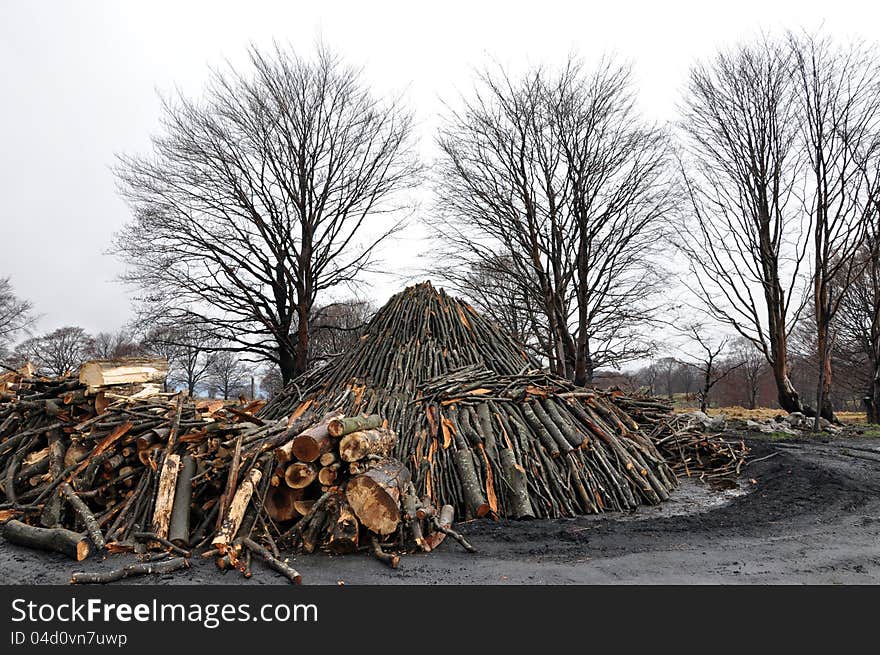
[1,0,876,335]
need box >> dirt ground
[3,434,879,585]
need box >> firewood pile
[261,282,679,519]
[610,395,750,485]
[0,361,472,584]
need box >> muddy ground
[3,434,879,584]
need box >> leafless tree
[114,43,420,384]
[677,37,809,414]
[13,326,94,376]
[434,55,671,383]
[731,336,768,409]
[206,351,251,400]
[308,299,375,363]
[679,325,744,413]
[789,32,880,425]
[0,277,34,358]
[87,330,146,360]
[259,365,284,399]
[141,324,215,395]
[656,356,680,400]
[455,256,545,358]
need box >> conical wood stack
[262,282,677,519]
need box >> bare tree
[141,324,214,395]
[680,325,744,413]
[434,55,670,383]
[455,256,545,358]
[114,43,420,384]
[259,365,284,399]
[677,37,809,413]
[731,336,768,409]
[308,299,375,363]
[206,351,251,400]
[0,277,34,358]
[87,330,146,360]
[656,356,679,400]
[14,326,94,376]
[789,32,880,425]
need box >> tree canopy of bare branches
[114,43,420,384]
[0,277,34,357]
[434,56,672,383]
[677,37,808,413]
[13,326,94,376]
[789,31,880,423]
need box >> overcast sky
[1,0,877,336]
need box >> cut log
[424,504,454,550]
[168,455,195,547]
[290,413,342,463]
[150,454,180,540]
[328,414,383,438]
[327,495,359,554]
[452,448,491,518]
[319,452,338,467]
[499,447,534,519]
[345,458,411,535]
[79,357,169,389]
[264,486,303,522]
[212,467,262,552]
[339,427,397,462]
[284,462,317,489]
[292,499,315,517]
[2,520,91,561]
[317,464,339,486]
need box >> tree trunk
[3,520,91,561]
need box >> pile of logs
[261,282,678,519]
[0,361,472,584]
[610,395,750,485]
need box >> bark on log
[3,519,91,561]
[290,414,342,462]
[345,458,411,535]
[423,504,454,551]
[326,495,359,554]
[242,537,301,584]
[71,557,187,584]
[39,429,65,527]
[452,448,490,518]
[339,427,397,462]
[61,482,105,549]
[212,467,262,552]
[499,447,534,519]
[328,414,383,438]
[79,357,169,388]
[168,455,195,547]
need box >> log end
[76,539,92,561]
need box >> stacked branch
[0,361,473,582]
[262,282,679,519]
[611,394,750,485]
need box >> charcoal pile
[611,395,749,485]
[0,360,470,584]
[262,282,678,519]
